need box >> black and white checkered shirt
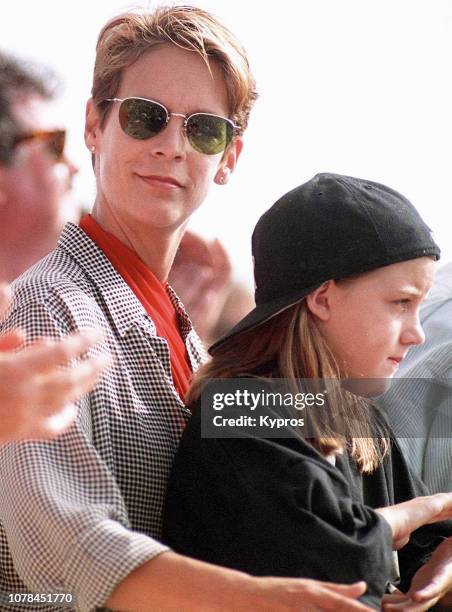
[0,223,206,612]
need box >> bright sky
[2,0,452,286]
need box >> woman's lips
[137,174,183,190]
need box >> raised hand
[0,284,109,442]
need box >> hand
[169,231,231,342]
[382,538,452,611]
[106,550,373,611]
[376,494,452,550]
[243,576,373,611]
[0,284,110,442]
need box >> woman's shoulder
[4,244,109,336]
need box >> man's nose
[64,156,79,177]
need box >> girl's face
[312,257,435,381]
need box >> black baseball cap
[210,173,440,353]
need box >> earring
[91,146,96,153]
[219,168,230,184]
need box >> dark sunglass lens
[186,114,232,155]
[48,131,66,160]
[119,98,167,139]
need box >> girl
[164,173,452,610]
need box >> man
[381,261,452,493]
[0,55,106,442]
[0,51,78,282]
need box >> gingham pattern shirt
[0,223,207,612]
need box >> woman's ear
[306,280,335,321]
[214,137,243,185]
[84,98,100,152]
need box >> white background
[2,0,452,286]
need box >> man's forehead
[11,94,64,133]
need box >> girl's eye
[393,299,410,312]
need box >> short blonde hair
[92,5,257,134]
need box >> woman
[164,173,452,610]
[0,8,372,612]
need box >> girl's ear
[305,280,335,321]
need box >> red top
[79,214,192,400]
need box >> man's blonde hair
[92,5,257,133]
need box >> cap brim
[210,247,441,355]
[209,282,322,354]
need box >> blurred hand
[0,284,109,442]
[169,231,231,343]
[382,538,452,611]
[376,493,452,550]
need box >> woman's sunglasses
[14,129,66,162]
[105,97,239,155]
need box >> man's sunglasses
[105,97,239,155]
[14,129,66,162]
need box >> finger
[35,353,111,411]
[393,535,411,550]
[382,592,441,612]
[0,284,11,318]
[427,493,452,522]
[383,598,437,611]
[210,238,232,274]
[209,243,232,291]
[0,329,26,351]
[382,587,406,600]
[410,579,445,602]
[382,593,407,605]
[178,231,211,264]
[44,403,79,436]
[409,559,451,603]
[31,404,79,439]
[15,328,104,374]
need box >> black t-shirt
[163,397,452,609]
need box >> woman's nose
[148,116,187,160]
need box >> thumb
[0,329,26,352]
[0,283,11,319]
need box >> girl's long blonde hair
[187,300,389,474]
